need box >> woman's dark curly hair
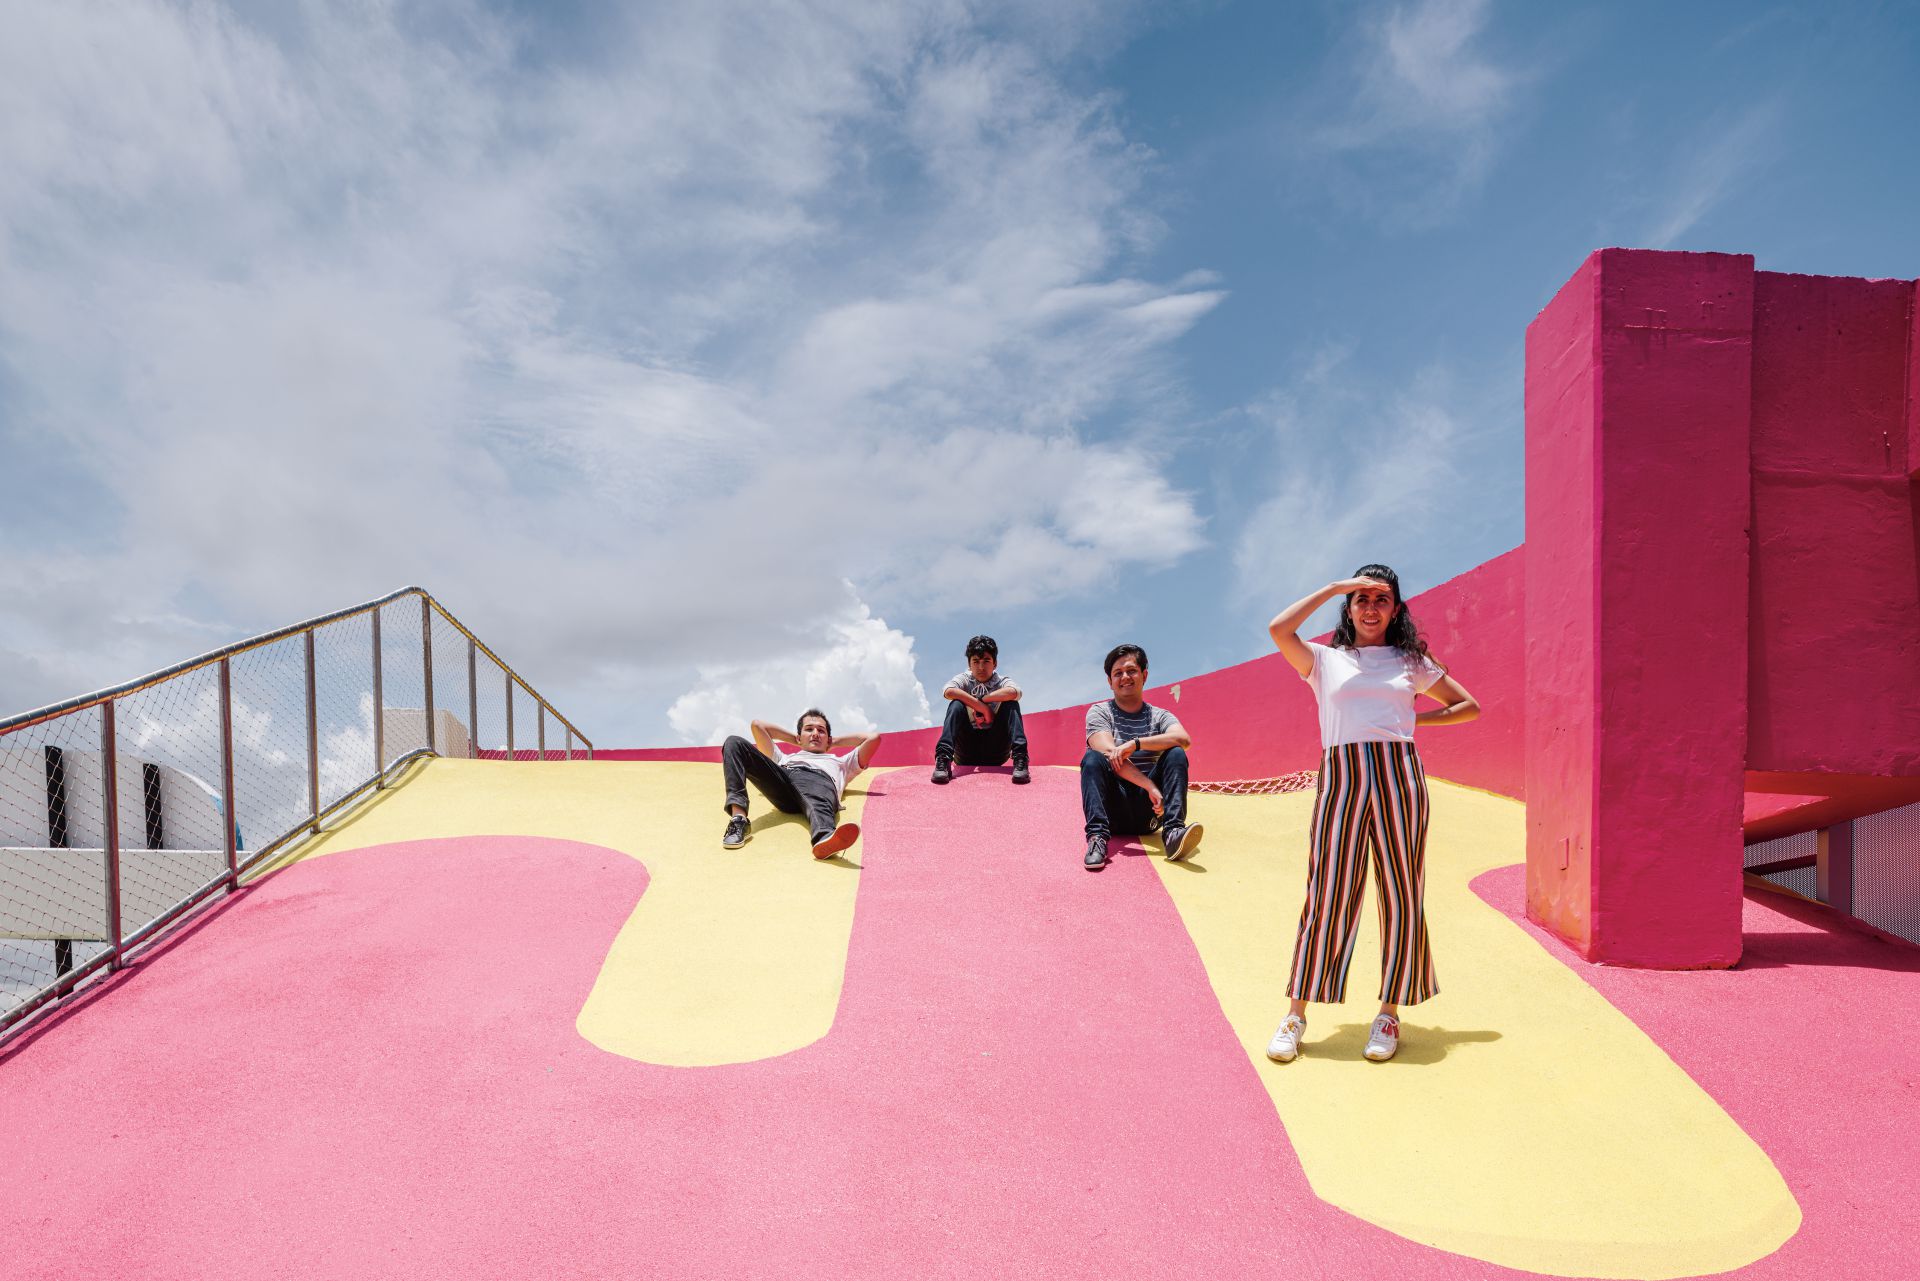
[1330,563,1437,667]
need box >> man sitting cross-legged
[1080,643,1203,871]
[931,634,1030,786]
[720,709,881,860]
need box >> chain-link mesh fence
[428,609,475,759]
[111,666,229,946]
[229,633,318,856]
[314,611,379,810]
[1744,828,1818,900]
[512,681,541,761]
[0,705,112,1016]
[377,597,427,774]
[2,589,592,1039]
[475,650,510,758]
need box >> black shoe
[1011,758,1031,785]
[931,760,953,785]
[1163,822,1203,862]
[722,815,750,848]
[1084,834,1109,871]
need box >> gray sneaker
[1266,1014,1307,1063]
[722,815,749,848]
[1364,1013,1400,1062]
[1163,822,1204,862]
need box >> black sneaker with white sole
[722,815,750,848]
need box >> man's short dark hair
[965,635,998,660]
[1103,644,1148,677]
[796,708,832,737]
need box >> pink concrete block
[1526,249,1753,967]
[1593,250,1752,969]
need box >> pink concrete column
[1524,249,1753,967]
[1909,279,1920,480]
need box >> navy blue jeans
[935,698,1028,766]
[1080,745,1189,838]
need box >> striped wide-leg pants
[1285,741,1438,1006]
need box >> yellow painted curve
[258,759,871,1067]
[1154,781,1799,1279]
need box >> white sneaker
[1266,1014,1307,1063]
[1364,1014,1400,1062]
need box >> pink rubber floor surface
[3,771,1916,1279]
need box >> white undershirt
[783,749,863,802]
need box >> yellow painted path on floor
[259,759,869,1067]
[1154,781,1798,1279]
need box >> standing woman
[1264,565,1479,1064]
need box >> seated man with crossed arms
[931,634,1030,785]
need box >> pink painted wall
[605,550,1529,798]
[1746,271,1920,777]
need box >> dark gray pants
[722,735,840,843]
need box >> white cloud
[1303,0,1526,224]
[1232,353,1467,613]
[0,0,1215,745]
[667,586,931,745]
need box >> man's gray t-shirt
[1085,700,1178,768]
[943,670,1021,701]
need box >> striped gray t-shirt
[1085,700,1178,768]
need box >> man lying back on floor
[720,710,881,859]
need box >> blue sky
[2,0,1917,746]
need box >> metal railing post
[219,658,238,889]
[421,596,436,757]
[100,701,124,972]
[566,726,574,762]
[467,639,478,761]
[538,705,546,761]
[305,631,319,833]
[372,608,384,787]
[505,673,515,761]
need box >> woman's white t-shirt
[1302,641,1446,749]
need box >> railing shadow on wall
[0,587,592,1045]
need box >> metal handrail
[1,588,593,1046]
[0,586,592,750]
